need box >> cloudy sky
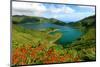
[12,1,95,22]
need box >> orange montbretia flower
[19,54,27,61]
[12,44,82,65]
[30,51,37,58]
[50,55,59,63]
[12,47,28,65]
[47,49,54,55]
[20,48,28,54]
[12,55,19,64]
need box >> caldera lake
[18,22,83,45]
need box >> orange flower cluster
[12,48,27,65]
[12,45,45,65]
[12,45,80,65]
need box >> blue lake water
[18,23,82,45]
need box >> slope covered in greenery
[12,15,96,66]
[65,15,96,61]
[12,15,67,26]
[67,15,96,28]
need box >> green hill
[67,15,96,29]
[65,15,96,61]
[12,15,67,26]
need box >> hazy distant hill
[12,15,67,26]
[67,15,96,29]
[66,15,96,53]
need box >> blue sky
[12,1,95,22]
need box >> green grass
[12,24,62,48]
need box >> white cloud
[78,6,95,10]
[32,3,47,11]
[12,1,47,16]
[49,5,75,14]
[31,3,47,16]
[63,6,75,13]
[12,2,33,10]
[78,6,95,13]
[12,1,75,16]
[12,1,95,22]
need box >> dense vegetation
[12,15,96,66]
[65,15,96,60]
[12,15,67,25]
[67,15,96,28]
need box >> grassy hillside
[12,15,96,66]
[12,25,84,65]
[67,15,96,29]
[12,15,67,26]
[65,15,96,61]
[12,24,62,48]
[12,15,49,24]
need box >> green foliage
[12,15,96,65]
[12,24,62,48]
[67,15,96,29]
[12,15,67,26]
[65,15,96,61]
